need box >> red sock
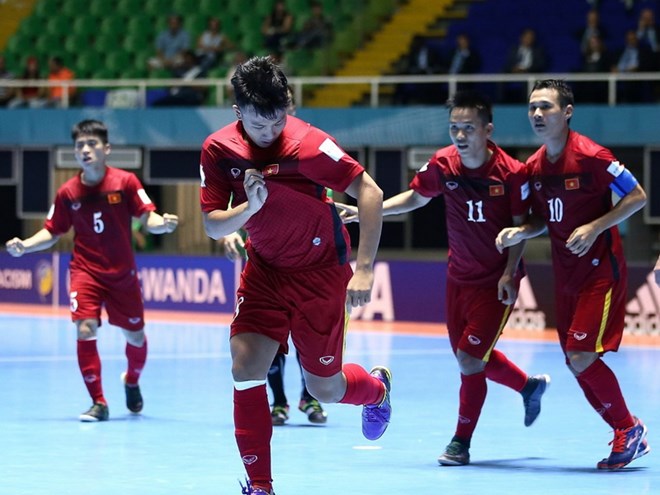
[339,363,384,406]
[234,385,272,492]
[125,337,148,385]
[576,374,616,428]
[484,349,528,392]
[455,372,487,442]
[77,339,105,404]
[578,358,634,429]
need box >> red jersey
[199,115,364,270]
[527,130,626,293]
[45,166,156,279]
[410,141,530,286]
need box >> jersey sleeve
[409,156,444,198]
[125,173,157,218]
[508,166,531,217]
[199,137,232,213]
[43,191,71,236]
[297,128,364,192]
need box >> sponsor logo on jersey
[446,181,459,190]
[319,355,335,365]
[573,331,588,340]
[107,192,122,204]
[565,177,580,190]
[534,181,542,191]
[242,455,258,465]
[71,202,81,211]
[467,334,481,345]
[607,160,624,177]
[263,163,279,176]
[319,138,344,162]
[230,168,241,178]
[489,184,504,196]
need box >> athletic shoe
[299,398,327,424]
[523,374,550,427]
[438,440,470,466]
[361,366,392,440]
[239,478,275,494]
[270,404,289,426]
[596,416,648,470]
[120,371,143,413]
[79,402,109,422]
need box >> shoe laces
[609,426,632,454]
[301,399,322,413]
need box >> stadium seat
[34,0,61,18]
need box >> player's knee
[567,351,598,374]
[76,319,98,340]
[456,349,485,375]
[305,379,339,403]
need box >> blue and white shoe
[361,366,392,441]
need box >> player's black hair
[446,90,493,125]
[71,119,109,144]
[230,56,290,118]
[531,79,575,108]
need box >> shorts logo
[231,168,241,178]
[446,181,459,190]
[319,356,335,365]
[128,317,142,325]
[312,237,321,246]
[242,455,258,465]
[591,258,600,266]
[458,415,471,424]
[573,331,588,341]
[467,335,481,345]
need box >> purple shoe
[361,366,392,440]
[239,479,274,495]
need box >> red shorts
[555,276,626,354]
[69,268,145,331]
[230,257,353,377]
[445,279,515,361]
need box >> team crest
[565,177,580,190]
[107,192,121,204]
[263,163,279,176]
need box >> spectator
[393,35,443,104]
[576,34,611,103]
[611,29,654,102]
[152,50,207,106]
[0,54,15,107]
[577,10,607,55]
[292,1,332,50]
[8,56,47,108]
[446,33,481,75]
[261,0,294,57]
[636,8,659,68]
[502,28,547,103]
[47,56,76,107]
[148,14,191,74]
[505,28,546,74]
[196,16,234,72]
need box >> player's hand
[495,227,525,253]
[244,169,268,214]
[497,273,517,306]
[566,224,598,257]
[334,202,359,223]
[346,267,374,307]
[220,232,245,260]
[162,213,179,233]
[5,238,26,257]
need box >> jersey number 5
[93,211,105,234]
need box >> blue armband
[609,167,638,197]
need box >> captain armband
[609,167,638,197]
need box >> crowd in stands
[0,0,658,108]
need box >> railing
[2,72,660,108]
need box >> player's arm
[654,254,660,287]
[498,213,528,305]
[335,189,430,223]
[567,182,646,257]
[143,211,179,234]
[5,228,60,257]
[495,212,546,254]
[343,171,383,307]
[203,168,267,240]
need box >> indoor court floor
[0,306,658,495]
